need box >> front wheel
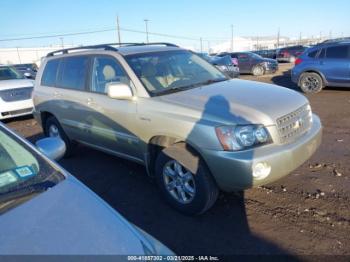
[252,65,265,76]
[155,144,219,215]
[299,72,324,93]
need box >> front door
[83,55,142,161]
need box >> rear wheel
[155,144,219,215]
[299,72,324,93]
[44,116,76,157]
[252,65,265,76]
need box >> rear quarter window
[41,59,60,87]
[57,56,89,90]
[308,50,319,58]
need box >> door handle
[87,98,95,106]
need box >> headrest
[103,65,116,81]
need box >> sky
[1,0,349,48]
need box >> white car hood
[0,79,34,91]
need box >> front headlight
[215,125,271,151]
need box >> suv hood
[158,79,308,126]
[0,79,34,91]
[0,176,150,255]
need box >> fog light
[252,162,271,180]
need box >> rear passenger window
[326,46,349,59]
[91,56,130,94]
[41,59,60,87]
[57,56,89,90]
[308,50,319,58]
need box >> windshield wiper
[0,180,56,204]
[153,78,228,96]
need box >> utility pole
[230,24,234,52]
[116,15,121,44]
[329,30,332,39]
[299,32,302,45]
[16,47,22,64]
[60,37,64,48]
[200,37,203,53]
[277,28,280,48]
[144,19,150,43]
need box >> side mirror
[107,82,133,100]
[24,72,32,79]
[35,137,66,161]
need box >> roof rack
[319,37,350,45]
[46,42,179,57]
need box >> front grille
[277,104,313,144]
[0,87,33,102]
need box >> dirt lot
[4,63,350,259]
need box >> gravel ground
[4,63,350,259]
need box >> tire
[299,72,324,93]
[155,144,219,215]
[44,116,76,157]
[252,65,265,76]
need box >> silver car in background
[0,65,34,120]
[0,123,173,255]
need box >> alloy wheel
[163,160,196,204]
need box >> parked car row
[197,53,240,78]
[217,51,278,76]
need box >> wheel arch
[40,111,55,129]
[299,70,328,86]
[147,135,206,177]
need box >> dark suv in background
[218,52,278,76]
[291,40,350,93]
[277,45,307,63]
[12,63,38,79]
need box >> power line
[0,26,225,43]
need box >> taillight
[295,58,303,65]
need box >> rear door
[54,55,93,142]
[323,45,350,85]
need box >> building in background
[0,46,73,66]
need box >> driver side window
[91,56,130,94]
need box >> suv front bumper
[201,114,322,192]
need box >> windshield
[249,52,263,59]
[0,126,65,214]
[125,50,227,96]
[0,66,24,80]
